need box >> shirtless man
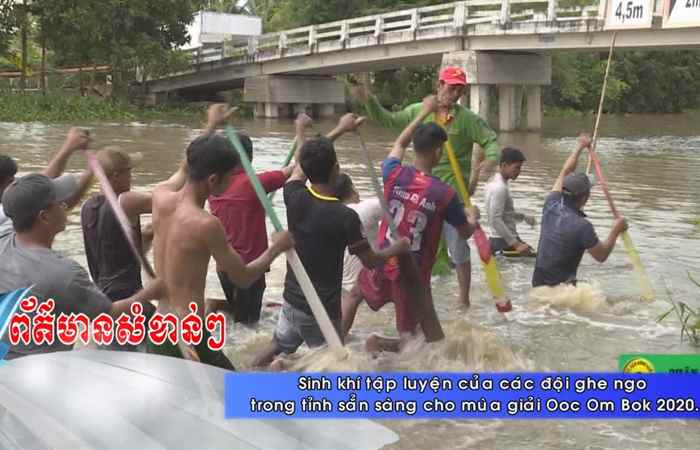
[150,105,294,369]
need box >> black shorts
[147,326,235,371]
[217,272,266,324]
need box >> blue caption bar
[225,373,700,419]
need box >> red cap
[439,66,467,86]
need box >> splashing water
[528,283,606,313]
[269,320,533,373]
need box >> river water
[1,112,698,449]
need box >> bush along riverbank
[0,92,201,122]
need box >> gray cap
[1,174,77,226]
[562,173,592,196]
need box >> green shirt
[364,96,500,191]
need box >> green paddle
[225,126,347,358]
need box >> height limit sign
[605,0,654,29]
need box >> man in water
[0,173,164,359]
[81,148,187,302]
[343,96,477,351]
[150,105,294,369]
[252,113,410,368]
[484,147,536,256]
[354,66,500,308]
[209,132,294,324]
[1,128,94,234]
[533,134,628,287]
[333,173,383,337]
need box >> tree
[33,0,206,97]
[0,0,17,56]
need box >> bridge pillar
[469,85,490,122]
[245,75,345,118]
[442,50,551,131]
[526,86,542,131]
[317,104,336,118]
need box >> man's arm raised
[389,95,436,162]
[552,134,590,192]
[42,127,90,179]
[352,83,416,132]
[288,113,313,184]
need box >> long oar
[85,150,204,361]
[582,33,654,302]
[586,32,617,175]
[436,120,510,312]
[224,126,347,359]
[586,141,655,302]
[355,131,444,341]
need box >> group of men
[0,66,628,368]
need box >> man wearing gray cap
[0,174,164,359]
[532,134,628,287]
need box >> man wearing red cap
[353,66,500,308]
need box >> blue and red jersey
[377,157,467,280]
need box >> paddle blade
[621,231,654,302]
[472,226,507,301]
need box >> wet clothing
[0,229,111,357]
[485,172,525,247]
[342,199,383,292]
[209,168,285,324]
[358,157,466,334]
[377,157,466,280]
[147,326,235,371]
[273,302,341,354]
[533,192,599,287]
[282,180,368,322]
[81,194,143,301]
[217,272,266,324]
[209,168,286,264]
[364,96,500,192]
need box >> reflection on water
[1,112,699,449]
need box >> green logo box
[619,354,700,373]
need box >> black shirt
[283,181,368,319]
[81,194,143,300]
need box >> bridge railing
[189,0,603,68]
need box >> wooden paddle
[355,130,445,342]
[224,126,348,359]
[85,150,202,362]
[436,120,511,312]
[583,32,654,302]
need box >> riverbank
[0,92,200,122]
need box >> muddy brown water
[1,112,698,449]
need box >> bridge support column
[317,104,336,117]
[293,103,309,115]
[442,50,550,131]
[498,85,520,132]
[245,75,345,119]
[526,86,542,130]
[469,85,490,122]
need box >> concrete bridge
[147,0,700,130]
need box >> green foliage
[657,273,700,347]
[545,50,700,114]
[0,0,17,55]
[32,0,206,96]
[372,66,437,110]
[0,92,197,122]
